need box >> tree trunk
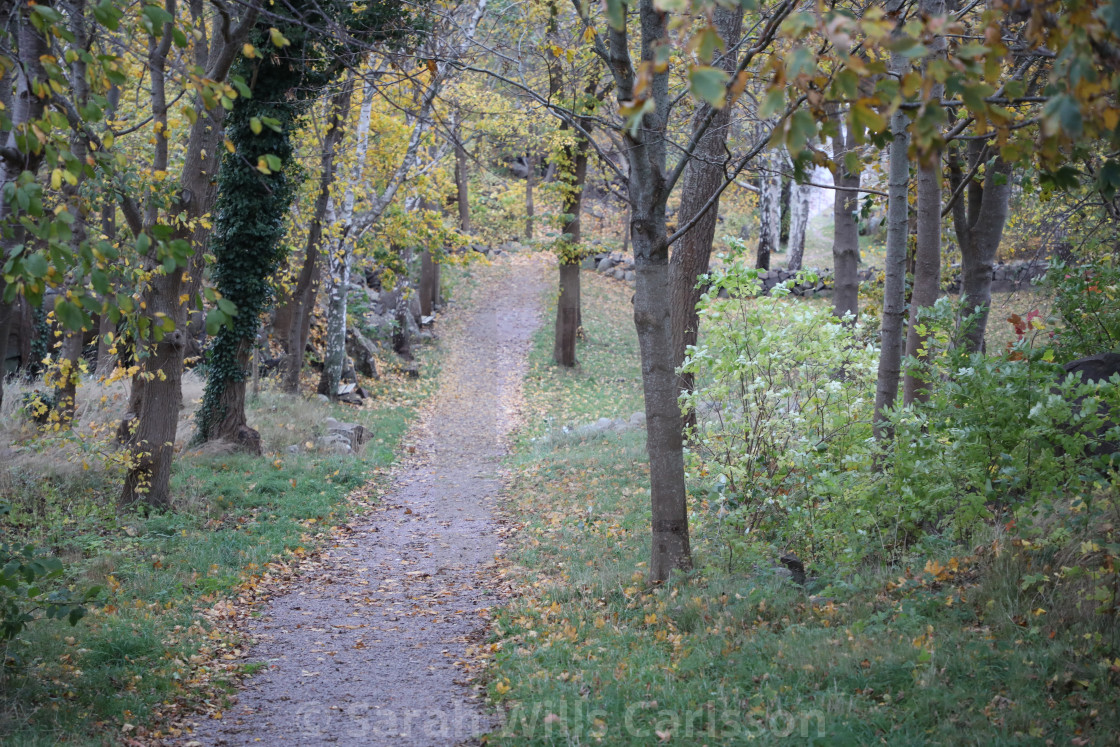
[786,181,810,271]
[552,105,593,367]
[902,156,942,405]
[525,152,535,240]
[756,154,780,270]
[831,115,861,320]
[0,7,48,412]
[277,84,351,394]
[954,143,1012,353]
[902,0,945,406]
[553,261,581,366]
[121,1,259,507]
[319,79,373,399]
[319,213,352,398]
[872,53,912,439]
[669,3,744,420]
[455,124,471,233]
[96,204,117,374]
[420,249,436,318]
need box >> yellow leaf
[242,43,256,58]
[269,27,291,48]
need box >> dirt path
[188,255,549,745]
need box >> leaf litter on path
[184,254,551,746]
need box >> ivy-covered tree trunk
[197,21,310,451]
[280,83,351,393]
[320,80,374,399]
[831,114,861,320]
[553,112,593,368]
[669,2,743,420]
[872,52,912,439]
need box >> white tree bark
[786,180,810,271]
[756,153,781,269]
[320,80,374,398]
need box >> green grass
[0,351,438,743]
[488,267,1120,745]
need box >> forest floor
[186,253,550,746]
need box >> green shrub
[681,263,880,565]
[1045,257,1120,360]
[1,505,100,643]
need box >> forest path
[189,254,550,745]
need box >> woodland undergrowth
[489,266,1120,745]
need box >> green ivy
[195,20,311,441]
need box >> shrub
[681,263,880,564]
[1045,257,1120,361]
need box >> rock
[317,435,353,455]
[779,554,806,585]
[346,328,379,379]
[597,255,617,273]
[628,411,647,428]
[612,268,626,281]
[287,444,300,454]
[316,394,330,403]
[323,418,372,453]
[624,270,635,282]
[1062,353,1120,455]
[1064,352,1120,384]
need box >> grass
[0,343,439,743]
[487,266,1119,745]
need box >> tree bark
[756,153,780,270]
[831,115,861,320]
[281,84,350,392]
[552,102,594,368]
[872,52,912,439]
[0,6,48,412]
[953,141,1012,353]
[320,79,374,399]
[669,3,744,424]
[786,180,810,271]
[454,123,471,233]
[121,1,259,507]
[525,152,535,240]
[420,248,436,318]
[902,155,942,405]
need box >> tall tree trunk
[756,154,780,270]
[281,84,351,392]
[420,248,436,318]
[121,1,259,507]
[319,80,374,399]
[54,0,92,425]
[872,52,912,439]
[96,204,117,374]
[525,152,535,240]
[455,124,471,233]
[0,7,48,412]
[831,115,861,320]
[902,0,945,405]
[553,102,594,367]
[670,3,744,423]
[902,156,942,405]
[786,181,810,271]
[953,142,1012,353]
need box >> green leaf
[54,298,85,331]
[268,27,292,47]
[653,0,687,10]
[24,252,48,279]
[216,297,239,316]
[604,0,626,31]
[250,117,263,135]
[688,66,729,108]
